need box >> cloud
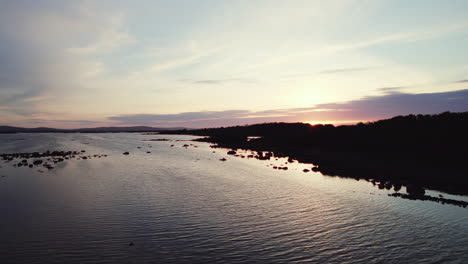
[454,79,468,83]
[244,20,468,73]
[326,21,468,53]
[319,67,375,74]
[193,80,225,85]
[0,1,131,114]
[377,86,405,94]
[303,89,468,122]
[2,1,468,129]
[26,119,102,125]
[109,110,250,124]
[190,78,257,85]
[66,12,133,54]
[107,89,468,127]
[22,118,110,129]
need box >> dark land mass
[0,126,186,134]
[164,111,468,199]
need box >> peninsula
[165,111,468,197]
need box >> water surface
[0,133,467,263]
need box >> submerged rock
[43,164,54,170]
[389,192,468,208]
[33,160,43,165]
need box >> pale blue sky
[0,0,467,128]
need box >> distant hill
[0,126,186,134]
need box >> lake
[0,133,467,264]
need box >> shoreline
[160,112,468,207]
[191,137,468,207]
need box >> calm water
[0,133,467,264]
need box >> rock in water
[406,184,426,196]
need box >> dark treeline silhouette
[166,111,468,196]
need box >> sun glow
[304,120,369,126]
[305,121,331,125]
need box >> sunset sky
[1,0,468,128]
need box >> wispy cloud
[66,14,133,54]
[244,20,468,73]
[327,21,468,53]
[189,78,257,85]
[319,67,375,74]
[1,1,468,128]
[377,86,405,94]
[0,1,132,114]
[109,110,250,124]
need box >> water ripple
[0,133,467,263]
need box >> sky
[0,0,468,128]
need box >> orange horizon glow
[304,120,372,126]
